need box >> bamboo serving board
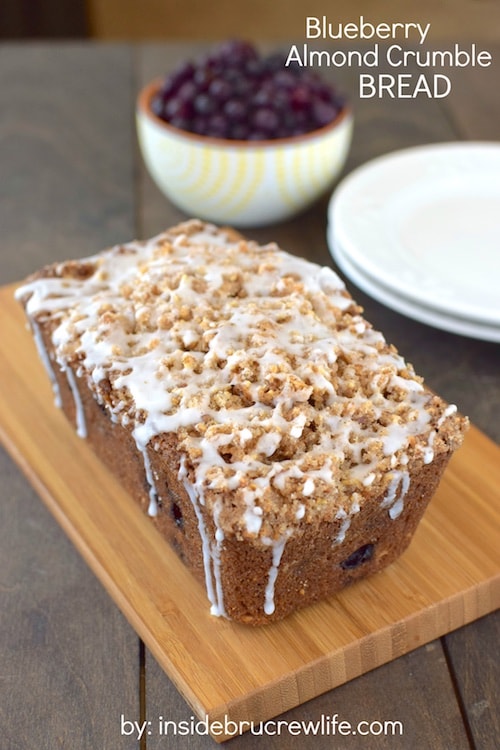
[1,282,499,742]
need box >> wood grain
[444,613,500,750]
[440,40,500,142]
[145,637,472,750]
[2,37,499,749]
[0,43,135,285]
[438,46,500,750]
[88,0,500,43]
[1,282,498,742]
[0,44,140,750]
[134,41,500,747]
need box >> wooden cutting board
[1,282,499,742]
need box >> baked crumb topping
[16,219,467,541]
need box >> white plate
[328,227,500,342]
[329,142,500,325]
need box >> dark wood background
[0,41,499,749]
[3,0,500,42]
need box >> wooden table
[1,41,499,749]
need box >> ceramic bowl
[137,79,353,227]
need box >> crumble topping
[16,220,466,542]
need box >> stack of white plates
[327,142,500,342]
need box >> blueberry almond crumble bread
[16,220,468,624]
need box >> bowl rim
[137,78,352,149]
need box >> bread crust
[16,221,468,625]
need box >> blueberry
[206,113,229,138]
[252,107,280,134]
[193,92,216,116]
[154,39,344,140]
[223,98,247,122]
[171,500,184,530]
[340,544,375,570]
[165,91,196,120]
[290,85,312,111]
[150,93,164,118]
[313,100,340,128]
[215,39,258,65]
[165,61,195,93]
[230,122,250,140]
[208,77,232,102]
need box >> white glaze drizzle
[30,318,62,407]
[380,470,411,520]
[140,445,159,517]
[178,456,226,617]
[333,492,361,545]
[15,222,462,618]
[64,367,87,438]
[263,533,290,616]
[295,503,306,520]
[422,404,458,465]
[334,509,351,544]
[211,499,226,617]
[133,422,160,516]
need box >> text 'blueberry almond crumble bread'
[16,220,468,625]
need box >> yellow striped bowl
[137,80,353,227]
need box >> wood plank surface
[88,0,500,44]
[441,40,500,142]
[444,613,500,750]
[146,638,472,750]
[1,37,499,749]
[137,41,500,746]
[438,46,500,750]
[0,42,135,283]
[0,44,140,749]
[1,282,498,742]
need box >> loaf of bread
[16,220,468,625]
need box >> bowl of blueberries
[137,40,353,227]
